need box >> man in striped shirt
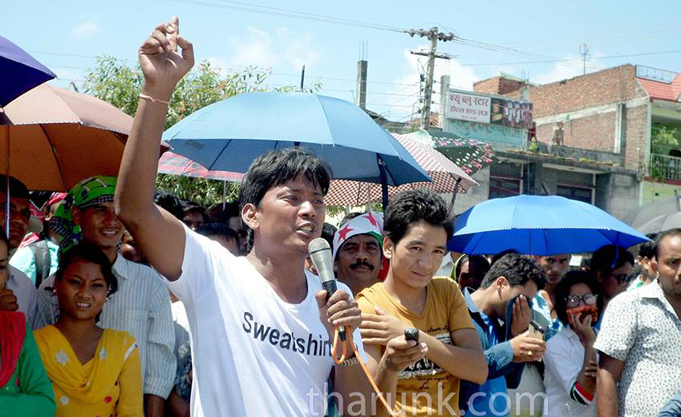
[34,176,175,417]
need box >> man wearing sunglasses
[595,230,681,417]
[589,245,635,311]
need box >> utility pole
[356,41,368,109]
[579,43,590,75]
[408,27,454,128]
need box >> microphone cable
[331,325,399,417]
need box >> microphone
[308,237,347,341]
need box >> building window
[489,177,521,199]
[557,185,593,204]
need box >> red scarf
[0,311,26,387]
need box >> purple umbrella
[0,36,56,107]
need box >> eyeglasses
[565,293,598,308]
[610,273,636,286]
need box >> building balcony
[650,153,681,181]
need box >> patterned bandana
[332,212,384,260]
[51,176,117,251]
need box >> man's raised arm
[115,17,195,280]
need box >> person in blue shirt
[460,253,548,417]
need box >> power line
[162,0,406,33]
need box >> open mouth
[75,301,91,310]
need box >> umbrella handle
[378,156,388,213]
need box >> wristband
[139,94,170,105]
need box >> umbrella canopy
[636,212,681,236]
[325,134,477,206]
[163,92,430,186]
[158,151,244,182]
[623,196,681,229]
[450,195,650,256]
[0,36,56,107]
[0,84,134,190]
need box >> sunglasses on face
[565,293,598,308]
[610,273,636,286]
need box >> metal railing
[650,154,681,180]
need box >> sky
[3,0,681,121]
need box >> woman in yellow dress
[34,243,142,417]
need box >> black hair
[590,245,634,277]
[154,191,185,220]
[207,201,240,224]
[553,270,604,326]
[491,249,518,266]
[339,212,364,227]
[55,243,118,296]
[0,175,29,200]
[455,255,491,280]
[238,148,331,211]
[638,234,658,259]
[654,229,681,260]
[196,223,239,242]
[238,148,331,249]
[480,253,547,290]
[322,222,337,248]
[384,189,453,246]
[580,254,592,270]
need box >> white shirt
[543,326,597,417]
[6,265,37,327]
[168,227,364,417]
[436,252,454,278]
[35,256,176,398]
[594,282,681,417]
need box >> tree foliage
[82,56,317,207]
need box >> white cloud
[221,26,319,71]
[375,46,483,121]
[532,54,606,85]
[70,21,100,39]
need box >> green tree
[82,56,317,207]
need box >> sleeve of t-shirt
[445,280,474,331]
[593,294,637,361]
[165,224,235,307]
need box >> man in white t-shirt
[115,17,369,417]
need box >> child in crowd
[34,243,142,417]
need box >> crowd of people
[1,16,680,417]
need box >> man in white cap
[332,212,384,296]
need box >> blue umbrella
[449,195,650,255]
[163,92,430,207]
[0,36,56,107]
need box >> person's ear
[71,206,82,226]
[494,276,508,296]
[241,203,258,231]
[383,236,394,260]
[651,257,659,276]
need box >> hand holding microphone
[309,238,361,342]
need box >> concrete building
[436,64,681,219]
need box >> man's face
[0,193,30,250]
[385,221,447,290]
[458,259,487,290]
[653,235,681,300]
[74,201,124,251]
[251,174,325,258]
[498,278,538,321]
[334,234,381,286]
[638,255,656,279]
[538,254,571,285]
[183,211,204,231]
[600,261,634,300]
